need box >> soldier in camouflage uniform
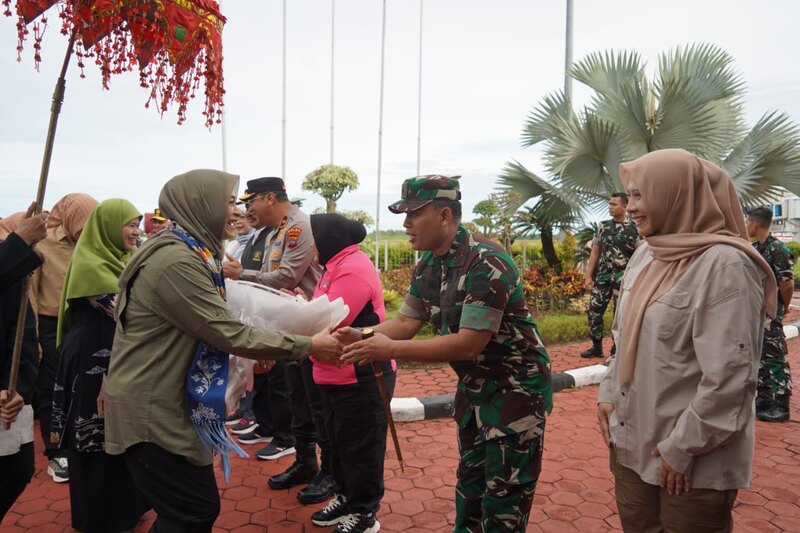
[580,193,640,358]
[337,175,553,532]
[747,207,793,422]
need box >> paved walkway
[4,333,800,531]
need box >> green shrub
[380,267,413,293]
[786,241,800,260]
[535,308,613,345]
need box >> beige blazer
[599,242,766,490]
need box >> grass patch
[384,303,612,345]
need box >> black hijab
[310,213,367,266]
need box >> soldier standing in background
[747,206,794,422]
[337,175,553,532]
[580,193,639,358]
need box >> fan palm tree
[501,43,800,250]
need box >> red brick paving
[4,334,800,532]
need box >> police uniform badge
[286,227,303,249]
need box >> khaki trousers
[610,449,738,533]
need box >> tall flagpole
[281,0,287,178]
[564,0,574,103]
[330,0,335,164]
[416,0,423,176]
[375,0,387,269]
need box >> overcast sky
[2,0,800,230]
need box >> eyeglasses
[244,193,270,208]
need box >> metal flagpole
[282,0,287,178]
[564,0,574,103]
[375,0,387,269]
[416,0,423,176]
[330,0,335,165]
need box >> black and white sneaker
[225,409,244,426]
[230,418,257,435]
[237,426,273,445]
[47,457,69,483]
[334,513,380,533]
[311,494,349,526]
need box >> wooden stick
[372,362,404,473]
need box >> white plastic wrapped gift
[225,280,350,336]
[224,281,350,415]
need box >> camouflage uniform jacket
[753,235,794,321]
[593,219,639,283]
[399,225,553,440]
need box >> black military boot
[757,396,790,423]
[268,443,319,489]
[580,338,604,358]
[297,443,336,504]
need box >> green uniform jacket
[104,235,312,465]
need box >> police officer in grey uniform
[223,177,333,504]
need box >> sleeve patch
[286,227,302,249]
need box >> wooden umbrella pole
[6,33,76,410]
[372,362,404,472]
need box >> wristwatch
[361,327,375,340]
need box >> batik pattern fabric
[171,225,247,481]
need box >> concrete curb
[391,322,800,422]
[390,363,609,422]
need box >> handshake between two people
[308,326,391,366]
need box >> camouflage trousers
[588,278,621,341]
[454,416,546,532]
[758,318,793,401]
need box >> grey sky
[2,0,799,230]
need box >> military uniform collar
[435,224,470,269]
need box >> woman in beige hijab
[597,149,775,532]
[30,192,98,484]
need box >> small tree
[303,164,359,213]
[311,207,375,228]
[472,199,501,237]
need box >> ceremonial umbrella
[2,0,226,404]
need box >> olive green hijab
[158,169,239,258]
[116,170,239,313]
[57,199,142,347]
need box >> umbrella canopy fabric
[4,0,226,127]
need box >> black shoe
[237,426,273,445]
[297,472,335,504]
[334,512,380,533]
[580,340,604,358]
[311,494,349,526]
[268,458,318,489]
[757,396,791,422]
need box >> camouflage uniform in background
[399,223,553,532]
[587,219,639,341]
[753,235,794,402]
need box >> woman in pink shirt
[308,213,394,533]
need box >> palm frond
[570,49,643,99]
[545,111,632,199]
[521,90,572,147]
[498,161,586,225]
[722,111,800,204]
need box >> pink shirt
[310,245,394,385]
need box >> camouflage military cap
[388,175,462,214]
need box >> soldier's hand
[223,254,243,280]
[253,359,276,374]
[597,402,614,448]
[341,333,393,366]
[311,327,343,364]
[585,278,594,291]
[332,327,362,346]
[15,202,48,246]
